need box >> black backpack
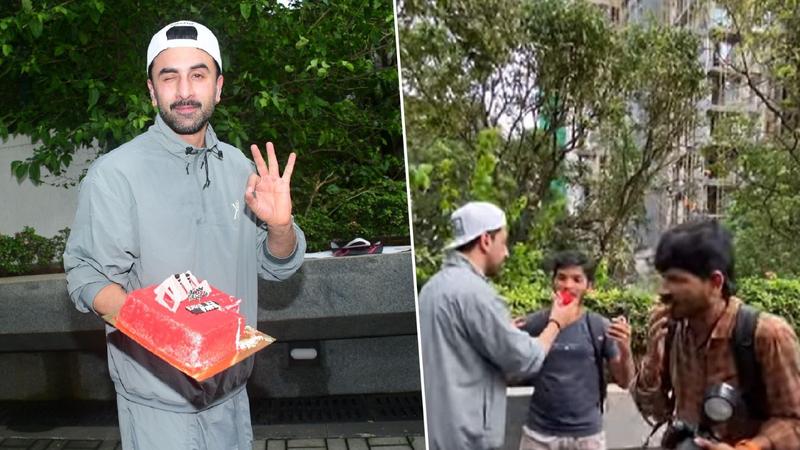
[662,303,767,420]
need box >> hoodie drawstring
[185,146,223,189]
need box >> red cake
[116,271,246,371]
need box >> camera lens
[704,396,734,422]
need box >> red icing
[117,284,246,370]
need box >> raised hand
[608,316,632,354]
[245,142,296,227]
[640,302,672,385]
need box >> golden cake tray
[103,314,276,382]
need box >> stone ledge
[0,252,416,350]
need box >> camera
[661,383,739,450]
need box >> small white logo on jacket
[232,200,240,221]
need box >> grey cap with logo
[444,201,507,250]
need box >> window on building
[711,5,730,28]
[711,73,723,105]
[707,185,719,216]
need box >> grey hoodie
[64,114,306,412]
[419,252,547,450]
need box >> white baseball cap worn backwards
[147,20,222,73]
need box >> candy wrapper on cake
[105,271,275,381]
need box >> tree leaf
[340,60,355,72]
[28,163,40,183]
[13,161,27,180]
[30,17,43,38]
[88,88,100,109]
[240,2,252,20]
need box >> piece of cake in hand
[115,271,246,371]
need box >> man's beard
[158,99,215,135]
[485,260,504,278]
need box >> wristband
[547,318,562,331]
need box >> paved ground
[0,421,425,449]
[0,387,665,450]
[0,393,425,450]
[0,436,426,450]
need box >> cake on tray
[115,271,246,371]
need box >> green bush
[0,227,69,276]
[296,177,409,251]
[500,280,655,356]
[499,274,800,358]
[737,277,800,333]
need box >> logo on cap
[452,217,465,237]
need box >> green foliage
[296,176,409,251]
[0,0,406,251]
[412,245,442,288]
[0,227,68,275]
[737,277,800,333]
[402,0,704,280]
[499,276,655,357]
[498,274,800,358]
[707,0,800,276]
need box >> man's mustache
[170,100,202,110]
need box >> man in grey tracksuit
[419,202,582,450]
[63,21,305,449]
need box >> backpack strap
[732,303,767,420]
[662,320,676,397]
[585,312,607,413]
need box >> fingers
[550,295,580,327]
[608,319,630,336]
[512,317,527,329]
[652,325,669,342]
[244,173,259,205]
[253,142,295,181]
[648,315,669,339]
[607,327,630,343]
[250,144,268,177]
[646,322,669,356]
[283,152,296,181]
[266,142,279,176]
[692,437,714,449]
[608,321,630,335]
[648,305,671,328]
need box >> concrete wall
[0,135,94,237]
[0,252,421,400]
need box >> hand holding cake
[115,271,271,378]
